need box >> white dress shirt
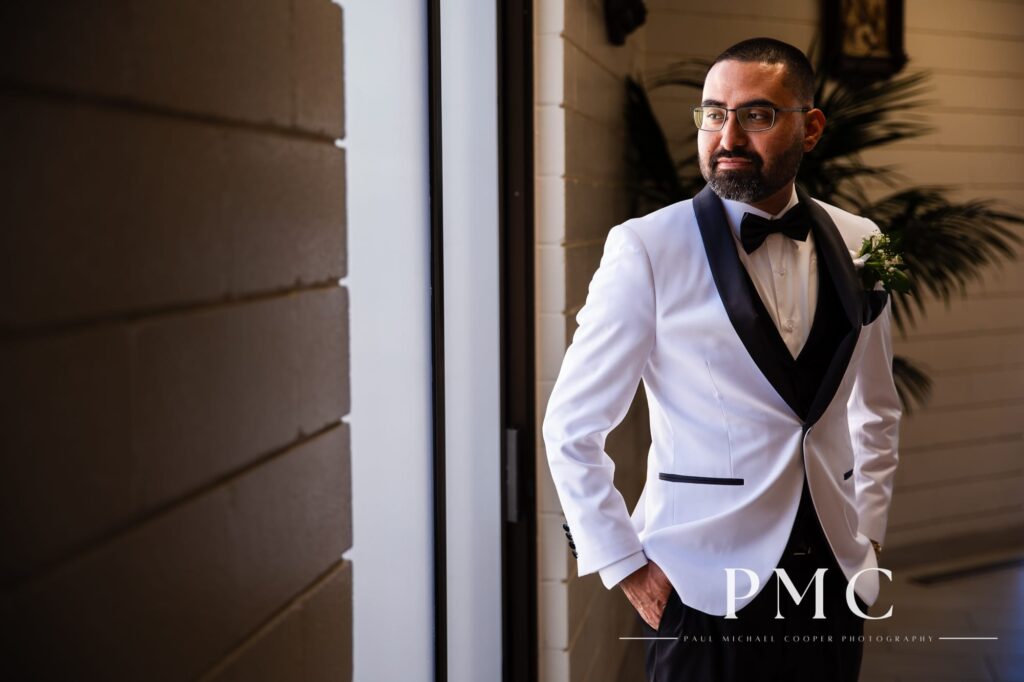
[597,185,819,588]
[722,186,819,358]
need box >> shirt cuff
[598,551,649,589]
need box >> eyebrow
[701,98,778,108]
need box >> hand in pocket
[620,561,673,630]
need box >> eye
[745,108,772,121]
[705,109,725,120]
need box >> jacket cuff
[598,551,649,589]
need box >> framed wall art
[823,0,908,80]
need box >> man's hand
[620,561,672,630]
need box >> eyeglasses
[693,105,810,132]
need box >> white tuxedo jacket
[543,186,901,616]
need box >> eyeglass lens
[693,106,776,132]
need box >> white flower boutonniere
[852,232,910,294]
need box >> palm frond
[892,355,932,414]
[863,188,1023,332]
[625,76,688,215]
[647,59,712,91]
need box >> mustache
[712,150,762,165]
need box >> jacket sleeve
[542,223,655,580]
[847,290,901,545]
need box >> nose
[718,112,748,150]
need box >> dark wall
[0,2,352,680]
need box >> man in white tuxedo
[543,37,901,681]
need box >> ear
[802,108,826,152]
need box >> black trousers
[641,480,868,682]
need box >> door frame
[497,1,539,680]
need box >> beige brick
[863,147,1024,187]
[294,1,345,138]
[645,0,814,19]
[563,240,605,313]
[223,135,347,296]
[569,603,600,682]
[202,560,352,682]
[540,512,571,582]
[0,1,346,133]
[895,332,1024,373]
[571,46,628,126]
[886,509,1024,548]
[565,178,632,243]
[537,244,566,314]
[536,0,566,36]
[128,0,293,125]
[536,33,566,106]
[907,0,1024,37]
[562,0,588,47]
[895,439,1021,488]
[541,646,571,681]
[929,72,1024,112]
[565,110,628,185]
[901,403,1022,449]
[1,95,346,327]
[0,427,349,682]
[645,14,813,63]
[541,580,569,649]
[0,326,134,583]
[535,175,567,245]
[899,295,1024,338]
[567,573,601,645]
[132,287,349,507]
[0,4,133,100]
[922,366,1024,410]
[0,288,348,578]
[891,475,1024,529]
[536,104,567,177]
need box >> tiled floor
[617,546,1024,681]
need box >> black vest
[739,235,851,422]
[739,233,852,548]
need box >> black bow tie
[740,203,810,254]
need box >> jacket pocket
[659,472,744,486]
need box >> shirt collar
[719,185,799,240]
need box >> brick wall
[0,2,351,680]
[534,1,649,680]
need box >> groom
[542,38,901,681]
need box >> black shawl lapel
[693,185,801,415]
[798,187,861,331]
[798,186,865,426]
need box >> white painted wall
[347,1,504,680]
[440,0,504,680]
[345,2,435,680]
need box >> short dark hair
[711,37,816,106]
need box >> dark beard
[700,140,804,204]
